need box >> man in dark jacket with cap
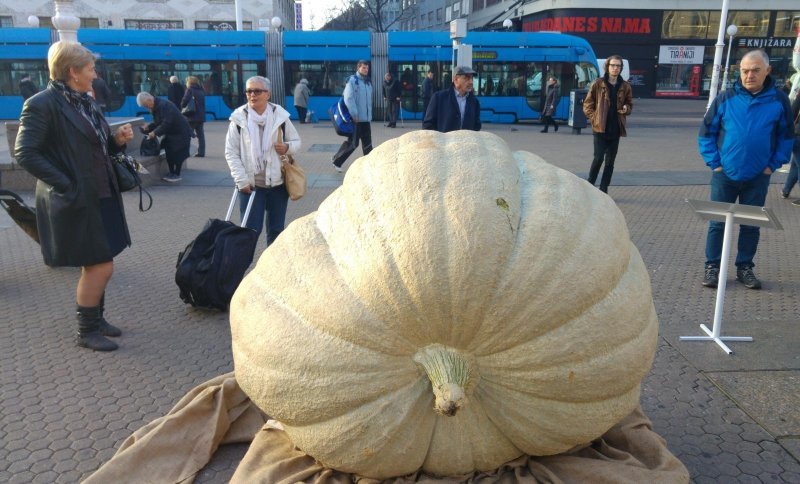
[423,65,481,133]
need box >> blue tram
[1,28,598,123]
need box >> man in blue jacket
[332,60,373,173]
[423,65,481,133]
[698,50,794,289]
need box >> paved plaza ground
[1,99,799,482]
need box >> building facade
[0,0,296,31]
[468,0,800,98]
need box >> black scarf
[51,80,109,156]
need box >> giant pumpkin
[231,130,658,479]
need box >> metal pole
[710,211,734,339]
[721,35,733,91]
[706,0,731,110]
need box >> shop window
[0,16,12,28]
[775,11,800,37]
[662,11,709,39]
[472,0,483,13]
[728,11,769,37]
[656,64,702,97]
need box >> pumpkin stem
[413,344,475,417]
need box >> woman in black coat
[540,76,560,133]
[136,91,192,182]
[181,76,206,157]
[15,41,134,352]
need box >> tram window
[0,61,48,97]
[387,61,450,112]
[95,61,127,111]
[576,62,599,89]
[285,61,357,97]
[475,62,526,96]
[548,63,576,94]
[132,62,171,95]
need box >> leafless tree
[324,0,417,32]
[321,2,370,30]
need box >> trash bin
[568,89,588,133]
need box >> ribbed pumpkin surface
[231,130,658,479]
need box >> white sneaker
[332,161,343,173]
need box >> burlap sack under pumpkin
[84,372,689,484]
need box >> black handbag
[111,153,153,211]
[181,94,196,117]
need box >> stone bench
[1,117,166,191]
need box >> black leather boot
[98,294,122,337]
[76,305,118,351]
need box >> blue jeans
[239,184,289,246]
[781,139,800,195]
[705,170,770,268]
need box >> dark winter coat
[168,81,185,108]
[146,97,192,165]
[422,77,434,100]
[180,85,206,123]
[422,86,481,133]
[15,86,130,267]
[543,82,560,117]
[19,79,38,100]
[92,78,112,110]
[383,78,401,100]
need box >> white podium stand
[680,199,783,354]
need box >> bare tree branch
[325,0,417,32]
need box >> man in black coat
[423,65,481,133]
[382,72,401,128]
[92,76,112,113]
[136,92,192,182]
[19,74,39,100]
[168,76,185,108]
[421,70,434,116]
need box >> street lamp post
[706,0,732,110]
[52,0,81,42]
[234,0,242,30]
[721,24,738,91]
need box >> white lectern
[680,199,783,355]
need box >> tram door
[391,57,448,120]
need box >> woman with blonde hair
[15,41,134,351]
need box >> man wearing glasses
[698,49,794,290]
[583,55,633,194]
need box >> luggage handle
[225,188,256,227]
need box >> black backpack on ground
[175,190,258,311]
[140,136,161,157]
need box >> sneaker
[702,264,719,288]
[781,191,790,199]
[171,175,182,182]
[792,199,800,206]
[161,174,174,182]
[332,161,343,173]
[736,267,761,289]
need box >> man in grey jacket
[332,60,373,173]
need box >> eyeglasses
[608,64,623,68]
[245,89,268,96]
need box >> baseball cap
[454,65,477,76]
